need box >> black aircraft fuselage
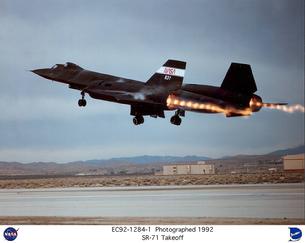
[32,60,282,125]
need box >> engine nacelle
[249,94,263,112]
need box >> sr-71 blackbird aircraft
[32,60,285,125]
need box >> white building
[163,163,215,175]
[283,154,304,172]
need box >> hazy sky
[0,0,304,162]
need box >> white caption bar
[0,225,304,243]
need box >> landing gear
[78,99,87,107]
[170,109,184,126]
[133,115,144,125]
[170,115,182,126]
[78,91,87,107]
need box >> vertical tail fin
[221,63,257,94]
[146,59,186,91]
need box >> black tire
[138,115,144,124]
[175,116,182,125]
[133,115,144,125]
[133,117,139,125]
[78,99,87,107]
[170,115,181,126]
[170,116,176,124]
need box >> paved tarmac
[0,183,303,218]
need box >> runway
[0,183,303,218]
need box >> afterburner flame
[249,98,304,113]
[167,94,305,117]
[249,99,262,108]
[166,94,252,116]
[262,103,305,113]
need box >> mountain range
[0,145,303,176]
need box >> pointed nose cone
[31,68,49,76]
[31,68,53,79]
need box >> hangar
[283,154,304,172]
[163,162,215,175]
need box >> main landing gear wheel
[78,91,87,107]
[170,115,182,126]
[133,115,144,125]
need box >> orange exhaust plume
[249,97,304,113]
[262,103,305,113]
[167,94,304,116]
[166,94,252,116]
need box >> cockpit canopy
[51,62,82,70]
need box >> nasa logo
[289,227,302,242]
[3,227,18,241]
[164,67,175,75]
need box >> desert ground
[0,172,303,189]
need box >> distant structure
[163,162,215,175]
[283,154,304,172]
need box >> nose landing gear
[78,91,87,107]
